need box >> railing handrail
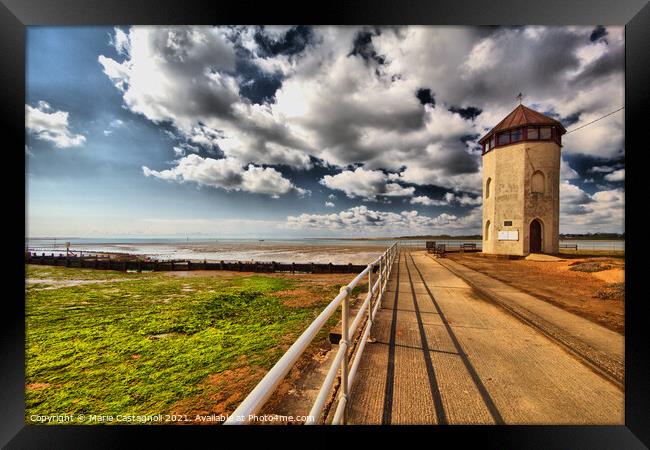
[224,242,398,425]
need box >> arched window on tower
[485,220,491,241]
[485,177,492,199]
[532,171,545,194]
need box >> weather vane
[516,92,524,104]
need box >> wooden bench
[433,244,446,258]
[426,241,436,253]
[461,243,477,251]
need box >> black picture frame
[3,0,648,447]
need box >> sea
[25,237,625,265]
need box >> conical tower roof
[478,104,567,144]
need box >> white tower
[479,105,566,256]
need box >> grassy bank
[25,265,355,423]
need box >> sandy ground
[438,256,624,386]
[446,253,624,333]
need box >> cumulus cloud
[560,158,580,180]
[561,181,593,208]
[320,167,414,200]
[99,26,312,168]
[410,195,446,206]
[287,205,481,234]
[101,26,624,171]
[589,165,614,173]
[102,25,623,171]
[25,101,86,148]
[560,181,623,232]
[410,192,481,206]
[604,168,624,182]
[110,27,131,55]
[142,154,307,198]
[98,25,624,233]
[325,201,335,207]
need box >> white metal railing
[224,242,399,425]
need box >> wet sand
[32,242,388,265]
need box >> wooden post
[188,261,192,271]
[292,262,295,274]
[171,261,175,271]
[329,262,333,273]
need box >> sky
[25,25,625,238]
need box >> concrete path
[437,256,624,386]
[346,251,623,425]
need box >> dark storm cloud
[254,26,314,57]
[416,88,435,107]
[460,133,480,144]
[569,43,623,87]
[590,25,608,43]
[449,106,482,120]
[349,29,386,66]
[436,146,480,175]
[459,28,585,105]
[178,79,239,120]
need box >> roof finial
[516,92,524,105]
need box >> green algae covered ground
[25,265,356,424]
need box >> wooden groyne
[25,252,371,274]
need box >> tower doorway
[530,219,542,253]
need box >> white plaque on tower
[498,230,519,241]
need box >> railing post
[378,257,383,304]
[340,285,350,424]
[384,252,388,291]
[367,263,373,327]
[384,251,389,291]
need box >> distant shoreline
[28,234,624,242]
[306,235,625,241]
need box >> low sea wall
[25,252,372,274]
